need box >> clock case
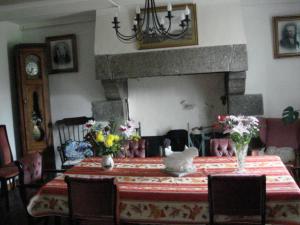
[15,44,55,169]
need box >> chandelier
[112,0,191,42]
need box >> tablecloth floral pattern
[27,156,300,224]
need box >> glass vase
[233,143,248,173]
[101,154,114,170]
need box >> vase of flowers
[85,120,121,170]
[218,115,259,173]
[101,154,114,170]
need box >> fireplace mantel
[93,44,263,121]
[95,44,248,80]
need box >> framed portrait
[46,34,78,74]
[137,4,198,50]
[273,15,300,58]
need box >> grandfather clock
[15,44,55,168]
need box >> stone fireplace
[93,44,263,128]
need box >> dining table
[27,155,300,225]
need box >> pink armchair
[210,138,235,157]
[258,118,300,179]
[116,139,146,158]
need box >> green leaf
[282,106,299,124]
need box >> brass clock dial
[25,54,40,78]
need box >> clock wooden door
[15,44,55,168]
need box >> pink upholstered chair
[0,125,19,210]
[16,152,63,224]
[117,139,146,158]
[210,138,235,157]
[259,118,300,178]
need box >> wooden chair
[55,116,93,169]
[208,174,266,225]
[16,152,64,225]
[65,176,118,225]
[164,129,189,152]
[0,125,19,210]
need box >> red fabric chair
[208,174,266,225]
[210,138,235,157]
[65,176,118,225]
[259,118,300,179]
[16,152,64,225]
[0,125,19,210]
[117,139,146,158]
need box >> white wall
[0,22,22,159]
[22,20,105,166]
[95,0,246,54]
[129,74,226,136]
[241,0,300,117]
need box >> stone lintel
[95,55,111,80]
[230,44,248,71]
[228,94,263,116]
[95,44,247,80]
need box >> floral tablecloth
[28,156,300,225]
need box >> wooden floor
[0,188,68,225]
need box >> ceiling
[0,0,45,5]
[0,0,193,25]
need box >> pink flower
[218,115,227,122]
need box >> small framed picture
[46,34,78,74]
[273,15,300,58]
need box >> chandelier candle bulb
[185,6,190,15]
[167,2,172,11]
[136,5,141,14]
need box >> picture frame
[273,15,300,58]
[137,4,198,50]
[46,34,78,74]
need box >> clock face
[25,55,40,78]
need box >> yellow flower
[96,131,104,142]
[107,134,114,141]
[113,135,120,141]
[105,139,113,148]
[131,134,141,141]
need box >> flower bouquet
[84,120,121,170]
[218,115,259,172]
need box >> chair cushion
[265,146,295,164]
[64,140,94,161]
